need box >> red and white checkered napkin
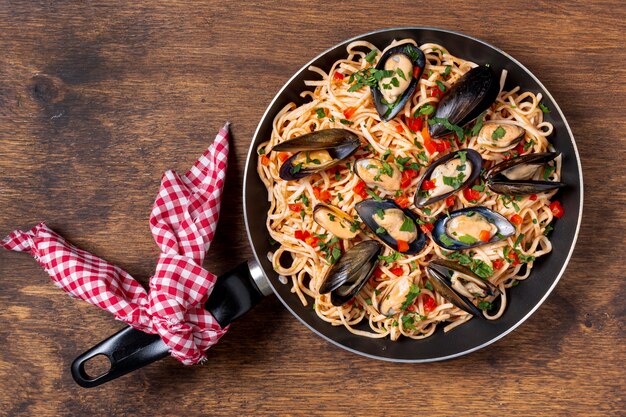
[1,123,231,365]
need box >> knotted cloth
[1,123,231,365]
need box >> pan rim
[243,26,584,362]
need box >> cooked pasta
[256,38,562,340]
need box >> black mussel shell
[426,259,500,316]
[486,152,565,195]
[317,240,382,306]
[372,43,426,122]
[413,149,483,208]
[432,206,515,250]
[429,65,499,138]
[273,129,360,180]
[355,199,426,255]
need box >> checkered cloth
[1,123,231,365]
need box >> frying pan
[70,27,583,388]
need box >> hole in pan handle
[70,260,271,388]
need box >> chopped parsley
[400,284,421,311]
[458,234,478,245]
[367,189,383,202]
[378,251,401,263]
[543,165,556,180]
[470,111,487,136]
[350,220,361,233]
[543,222,555,236]
[491,126,506,141]
[425,281,434,291]
[415,104,435,117]
[365,49,378,64]
[403,45,420,63]
[376,226,386,234]
[295,193,310,207]
[443,172,466,189]
[478,301,492,311]
[439,234,455,247]
[257,146,266,155]
[376,208,385,219]
[538,102,551,113]
[435,80,447,92]
[443,65,451,77]
[317,236,341,264]
[399,216,415,232]
[290,163,304,175]
[444,251,494,279]
[428,117,465,140]
[315,108,326,119]
[348,68,395,93]
[339,119,353,125]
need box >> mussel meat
[371,43,426,121]
[476,122,525,152]
[354,158,402,192]
[429,65,500,138]
[379,275,413,316]
[432,206,515,250]
[426,260,500,316]
[318,240,383,306]
[271,129,360,180]
[413,149,483,207]
[486,152,565,195]
[313,204,360,240]
[355,199,426,255]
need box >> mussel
[318,240,383,306]
[353,158,402,192]
[426,260,500,316]
[355,199,426,255]
[378,275,413,316]
[429,65,500,138]
[371,43,426,121]
[476,122,525,152]
[432,206,515,250]
[486,152,565,195]
[313,204,359,240]
[413,149,482,207]
[271,129,360,180]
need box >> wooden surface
[0,1,624,416]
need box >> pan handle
[71,260,271,388]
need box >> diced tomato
[423,295,437,313]
[421,127,436,154]
[420,223,434,234]
[294,230,310,241]
[277,152,290,163]
[549,200,564,218]
[401,169,418,189]
[305,236,319,247]
[373,267,384,279]
[463,187,481,202]
[529,194,538,201]
[406,117,423,132]
[390,267,404,276]
[289,203,302,212]
[493,259,504,269]
[507,250,520,266]
[515,142,526,155]
[510,214,523,226]
[445,195,455,207]
[413,66,421,78]
[343,107,355,119]
[394,195,411,208]
[430,86,443,99]
[354,180,368,199]
[434,140,451,153]
[421,179,436,190]
[312,187,320,199]
[479,230,491,242]
[406,304,416,312]
[260,155,270,166]
[333,71,344,81]
[397,239,409,253]
[395,124,404,133]
[319,190,331,201]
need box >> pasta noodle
[256,39,561,340]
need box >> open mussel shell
[426,259,500,316]
[413,149,483,208]
[355,198,426,255]
[432,206,515,250]
[313,204,359,240]
[371,43,426,122]
[272,129,361,180]
[429,65,499,138]
[486,152,565,195]
[318,240,382,306]
[353,158,402,192]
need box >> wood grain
[0,1,624,416]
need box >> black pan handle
[71,261,270,388]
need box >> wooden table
[1,1,623,415]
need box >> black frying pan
[71,27,583,388]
